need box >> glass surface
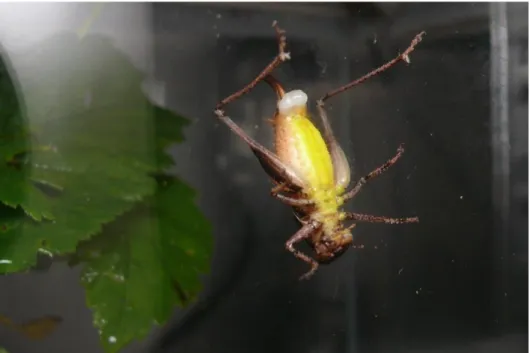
[0,3,527,353]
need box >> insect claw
[298,263,319,280]
[271,182,286,196]
[280,52,291,61]
[400,31,426,64]
[415,31,427,43]
[299,271,314,281]
[345,223,356,231]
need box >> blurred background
[0,2,527,353]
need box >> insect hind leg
[317,31,426,104]
[215,21,290,113]
[314,31,425,191]
[213,21,306,189]
[213,109,306,188]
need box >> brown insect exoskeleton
[214,21,425,280]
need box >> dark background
[0,3,528,353]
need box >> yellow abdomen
[275,113,334,190]
[274,112,342,230]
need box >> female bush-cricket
[214,21,425,280]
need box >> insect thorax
[306,187,344,235]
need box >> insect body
[214,22,425,280]
[266,80,353,262]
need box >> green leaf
[0,44,51,222]
[0,172,151,272]
[0,30,211,353]
[153,105,190,169]
[0,33,190,272]
[75,177,212,353]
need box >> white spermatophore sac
[278,90,308,115]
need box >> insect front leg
[344,212,419,224]
[341,144,405,202]
[285,221,321,280]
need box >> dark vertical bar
[489,1,510,331]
